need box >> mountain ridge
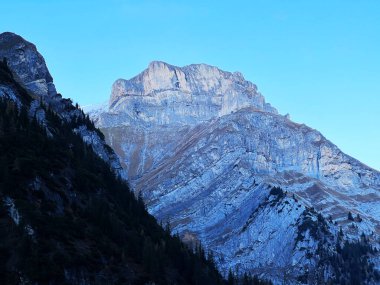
[0,32,240,285]
[90,59,380,284]
[106,60,277,127]
[0,32,126,179]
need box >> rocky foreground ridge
[0,32,125,178]
[89,60,380,284]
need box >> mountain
[89,60,380,284]
[0,32,126,179]
[0,32,239,285]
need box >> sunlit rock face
[90,62,380,283]
[105,61,277,127]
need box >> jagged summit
[0,32,56,97]
[111,60,272,103]
[145,60,245,83]
[106,61,277,126]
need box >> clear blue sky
[1,0,379,171]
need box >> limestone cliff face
[106,61,277,127]
[90,61,380,283]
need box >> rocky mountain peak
[0,32,125,178]
[89,60,380,283]
[106,61,277,125]
[111,61,256,100]
[143,60,191,94]
[0,32,56,97]
[147,60,174,71]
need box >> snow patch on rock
[4,196,21,225]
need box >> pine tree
[227,269,235,285]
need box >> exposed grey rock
[0,32,126,179]
[0,32,56,97]
[0,84,22,107]
[4,196,21,225]
[105,61,277,127]
[89,61,380,283]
